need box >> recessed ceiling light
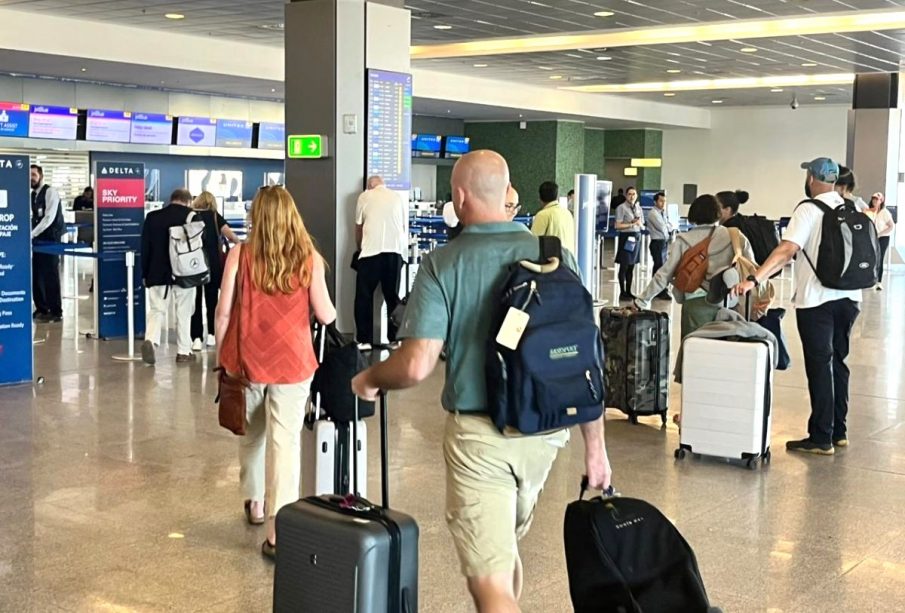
[770,88,784,92]
[549,75,563,80]
[271,88,276,92]
[538,66,554,70]
[80,68,87,72]
[434,24,452,30]
[801,62,818,67]
[666,69,681,74]
[594,11,614,17]
[712,99,724,104]
[814,95,827,101]
[258,22,284,30]
[165,13,185,20]
[663,92,676,97]
[596,56,612,61]
[473,63,488,67]
[740,47,758,53]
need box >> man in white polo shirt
[735,158,861,455]
[354,175,407,350]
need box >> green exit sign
[287,134,328,159]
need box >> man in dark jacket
[30,164,64,322]
[140,188,194,365]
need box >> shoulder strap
[232,245,247,380]
[797,198,832,215]
[538,235,562,262]
[727,227,744,261]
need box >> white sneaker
[357,342,373,352]
[206,334,216,347]
[192,338,203,352]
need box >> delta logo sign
[0,102,30,138]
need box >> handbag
[215,246,250,435]
[215,211,230,270]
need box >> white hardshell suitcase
[676,337,773,469]
[301,323,367,497]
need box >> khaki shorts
[443,412,570,578]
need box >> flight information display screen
[0,102,30,138]
[216,119,253,148]
[412,134,442,158]
[28,105,78,140]
[130,113,173,145]
[366,69,412,190]
[86,109,132,143]
[443,135,470,158]
[257,122,285,150]
[176,116,217,146]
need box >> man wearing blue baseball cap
[735,157,862,455]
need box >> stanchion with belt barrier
[112,251,142,362]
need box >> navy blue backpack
[486,237,605,434]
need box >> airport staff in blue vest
[30,164,64,323]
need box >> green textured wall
[604,128,663,190]
[466,121,559,214]
[584,128,606,175]
[555,121,585,194]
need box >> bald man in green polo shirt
[353,149,612,613]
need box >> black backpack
[734,213,780,267]
[485,237,604,435]
[310,324,375,422]
[565,483,715,613]
[798,198,879,290]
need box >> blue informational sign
[0,102,30,138]
[216,119,253,148]
[95,161,146,339]
[0,155,33,385]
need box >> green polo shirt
[399,222,577,413]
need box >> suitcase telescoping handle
[350,390,390,510]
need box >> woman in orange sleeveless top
[216,186,336,558]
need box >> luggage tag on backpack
[496,307,530,350]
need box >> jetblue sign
[0,154,33,385]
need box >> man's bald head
[366,175,384,190]
[450,150,510,225]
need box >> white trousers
[239,378,313,521]
[144,285,195,355]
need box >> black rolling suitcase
[565,481,716,613]
[273,393,419,612]
[599,307,669,425]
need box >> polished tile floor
[2,261,905,612]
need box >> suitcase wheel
[763,450,772,464]
[745,457,759,470]
[629,414,639,425]
[660,412,668,428]
[674,448,687,460]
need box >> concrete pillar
[285,0,410,334]
[847,73,903,257]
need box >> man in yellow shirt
[531,181,575,252]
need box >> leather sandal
[261,539,276,560]
[244,500,265,526]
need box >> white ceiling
[1,0,900,107]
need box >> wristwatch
[746,274,760,288]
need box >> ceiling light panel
[564,72,855,93]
